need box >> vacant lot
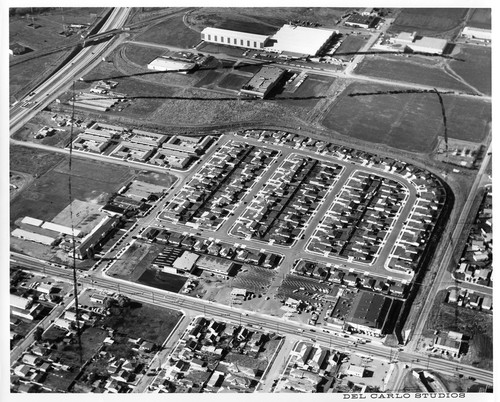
[467,8,491,29]
[10,144,65,176]
[187,9,280,35]
[101,301,183,345]
[122,42,167,67]
[355,56,473,93]
[135,171,178,188]
[187,7,346,32]
[10,157,133,225]
[197,42,246,57]
[134,15,201,48]
[334,34,368,60]
[321,82,491,153]
[217,73,250,91]
[147,86,308,127]
[449,45,491,95]
[234,62,264,74]
[275,74,335,108]
[193,70,223,88]
[388,8,468,39]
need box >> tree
[33,327,44,342]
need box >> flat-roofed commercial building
[201,27,270,50]
[266,24,337,57]
[240,66,286,98]
[76,216,119,259]
[11,228,57,246]
[345,292,392,337]
[461,26,491,41]
[394,32,447,55]
[147,57,197,74]
[410,36,448,54]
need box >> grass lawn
[217,73,250,91]
[355,55,473,93]
[134,15,201,48]
[321,82,491,153]
[449,45,491,95]
[388,8,468,38]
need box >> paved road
[407,142,492,352]
[10,8,131,134]
[11,255,493,386]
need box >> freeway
[11,253,493,386]
[10,7,131,134]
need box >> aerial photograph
[7,5,493,398]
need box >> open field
[449,45,491,95]
[187,7,348,32]
[334,34,368,60]
[134,15,201,48]
[10,157,134,225]
[121,42,167,67]
[388,8,468,39]
[355,56,474,93]
[10,144,65,176]
[9,8,104,102]
[321,82,491,153]
[100,300,183,345]
[275,74,335,108]
[187,9,280,35]
[146,86,308,127]
[217,73,250,91]
[467,8,491,29]
[193,70,223,88]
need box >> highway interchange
[9,7,493,392]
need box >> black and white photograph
[4,2,494,401]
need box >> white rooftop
[147,57,196,72]
[268,24,336,56]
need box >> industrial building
[147,57,197,74]
[344,13,375,29]
[240,66,286,98]
[393,32,447,55]
[201,27,270,50]
[11,228,57,246]
[345,292,392,337]
[76,216,119,259]
[461,26,491,41]
[265,24,337,57]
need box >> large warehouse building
[265,24,337,57]
[201,27,270,50]
[461,26,491,41]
